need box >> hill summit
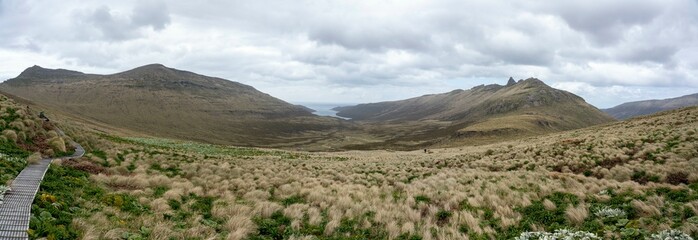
[14,65,86,82]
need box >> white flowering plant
[594,206,627,218]
[0,185,11,204]
[515,229,602,240]
[647,229,694,240]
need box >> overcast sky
[1,0,697,108]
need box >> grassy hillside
[0,64,346,147]
[25,102,698,239]
[335,78,611,123]
[332,78,615,149]
[604,93,698,120]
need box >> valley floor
[24,107,698,239]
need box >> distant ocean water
[296,102,354,119]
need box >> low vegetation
[18,106,696,239]
[0,94,73,205]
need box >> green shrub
[656,188,695,203]
[102,193,149,215]
[414,195,431,204]
[632,170,649,184]
[168,199,182,210]
[435,209,452,225]
[517,192,581,231]
[690,183,698,192]
[252,211,291,239]
[90,149,107,160]
[29,164,105,239]
[0,134,27,158]
[190,195,215,219]
[547,192,579,206]
[153,186,168,197]
[0,149,28,185]
[281,194,306,206]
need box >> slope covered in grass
[334,78,615,149]
[604,93,698,120]
[0,93,73,186]
[0,64,345,147]
[25,105,698,239]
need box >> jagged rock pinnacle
[507,77,516,86]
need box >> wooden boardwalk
[0,142,84,239]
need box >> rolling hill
[603,93,698,120]
[334,78,615,148]
[0,64,344,146]
[0,68,615,150]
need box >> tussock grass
[23,105,698,239]
[26,152,42,164]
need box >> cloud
[478,28,555,66]
[309,26,429,52]
[75,1,171,41]
[131,1,170,30]
[617,45,678,64]
[546,0,666,45]
[1,0,698,107]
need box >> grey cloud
[617,45,678,64]
[549,0,664,45]
[2,0,698,107]
[477,35,556,66]
[308,25,430,52]
[131,1,170,30]
[8,38,41,52]
[80,1,170,41]
[291,44,365,66]
[86,6,139,40]
[487,47,554,66]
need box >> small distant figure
[424,149,428,153]
[39,111,49,121]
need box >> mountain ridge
[0,65,617,150]
[603,93,698,119]
[334,78,593,122]
[332,77,615,148]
